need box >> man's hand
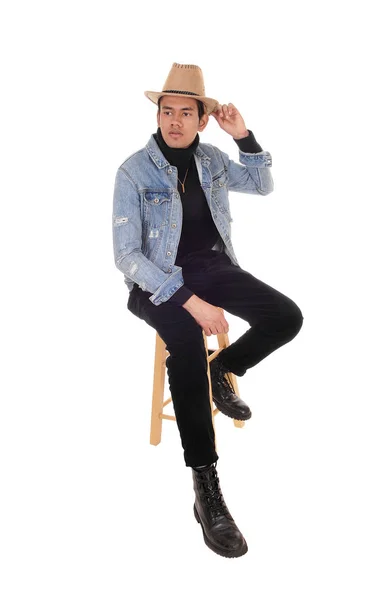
[182,294,229,336]
[211,103,249,139]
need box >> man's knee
[283,300,304,339]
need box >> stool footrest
[207,348,222,362]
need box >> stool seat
[150,308,245,446]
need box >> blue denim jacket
[112,134,273,306]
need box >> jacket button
[168,268,172,273]
[171,223,176,228]
[154,198,159,203]
[219,182,223,186]
[167,251,171,256]
[168,168,173,174]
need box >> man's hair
[157,96,206,120]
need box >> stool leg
[203,330,218,453]
[217,328,245,430]
[150,333,167,446]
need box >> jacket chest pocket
[212,170,228,191]
[143,192,171,228]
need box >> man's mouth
[169,131,182,137]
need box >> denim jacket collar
[145,134,211,170]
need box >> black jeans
[127,250,303,467]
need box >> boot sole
[212,397,252,421]
[193,504,248,558]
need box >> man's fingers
[217,322,229,334]
[208,323,226,336]
[228,102,237,115]
[222,318,229,332]
[212,103,237,120]
[201,312,229,336]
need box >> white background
[1,1,385,598]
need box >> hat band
[162,89,200,96]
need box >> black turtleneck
[152,127,263,305]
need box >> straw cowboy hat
[144,62,220,115]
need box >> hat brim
[144,90,219,115]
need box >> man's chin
[167,135,194,149]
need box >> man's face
[157,95,209,148]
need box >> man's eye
[163,112,192,116]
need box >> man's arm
[220,138,274,195]
[113,167,188,306]
[211,103,274,195]
[233,129,263,153]
[113,170,219,324]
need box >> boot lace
[217,362,236,396]
[196,467,230,518]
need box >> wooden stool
[150,308,245,446]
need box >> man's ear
[156,110,160,127]
[198,113,209,132]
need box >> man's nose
[171,115,183,127]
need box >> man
[113,63,303,558]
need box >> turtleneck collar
[153,127,200,169]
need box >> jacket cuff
[148,267,184,306]
[167,286,194,306]
[233,130,263,153]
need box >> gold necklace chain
[177,166,189,193]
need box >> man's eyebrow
[161,105,196,111]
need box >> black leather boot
[209,354,252,421]
[192,463,248,558]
